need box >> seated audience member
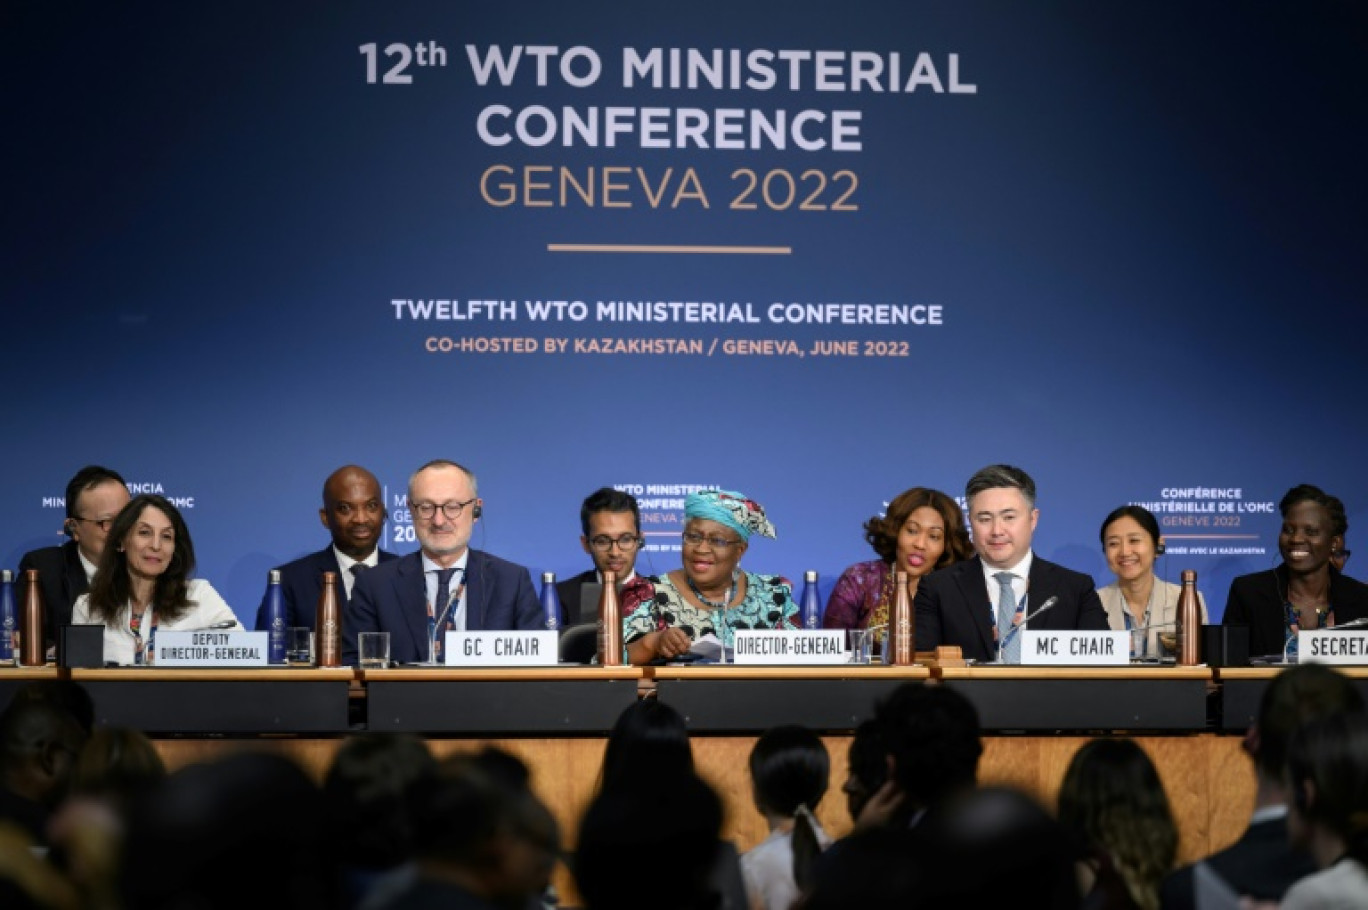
[5,680,95,738]
[120,753,341,910]
[742,725,832,910]
[72,495,241,665]
[823,486,972,653]
[1279,713,1368,909]
[621,489,797,664]
[256,465,397,631]
[0,696,89,845]
[344,460,541,665]
[1224,485,1368,659]
[383,751,558,910]
[19,465,130,645]
[864,682,983,831]
[557,487,643,627]
[916,465,1108,663]
[324,734,435,910]
[1057,738,1177,910]
[1160,664,1364,908]
[801,826,923,910]
[576,770,725,910]
[840,719,887,824]
[1097,506,1207,660]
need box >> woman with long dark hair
[742,725,832,910]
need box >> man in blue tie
[342,459,541,665]
[915,464,1108,663]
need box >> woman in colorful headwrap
[822,487,971,645]
[622,489,798,664]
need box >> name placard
[733,630,848,665]
[155,631,268,667]
[1299,630,1368,665]
[1021,631,1129,666]
[445,631,558,666]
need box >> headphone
[473,504,483,520]
[1156,540,1166,556]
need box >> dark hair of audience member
[600,698,692,790]
[1286,712,1368,867]
[6,681,95,736]
[1254,663,1365,784]
[843,719,887,822]
[0,697,88,811]
[576,770,723,910]
[749,725,829,893]
[874,683,982,817]
[69,726,165,811]
[1057,738,1176,910]
[120,752,340,910]
[86,494,198,622]
[323,734,435,870]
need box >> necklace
[687,571,738,609]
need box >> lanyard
[1120,588,1154,659]
[991,589,1028,652]
[426,573,466,661]
[130,605,159,666]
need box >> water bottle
[800,570,821,630]
[263,569,287,664]
[541,572,562,631]
[0,570,16,663]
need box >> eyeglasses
[681,531,742,551]
[411,498,476,521]
[589,534,641,552]
[72,516,115,532]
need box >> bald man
[255,465,399,631]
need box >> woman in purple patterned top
[822,488,972,641]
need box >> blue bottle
[0,570,15,663]
[541,572,562,631]
[800,570,821,630]
[263,569,287,664]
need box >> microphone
[179,620,240,632]
[999,596,1061,648]
[1329,616,1368,631]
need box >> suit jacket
[17,540,88,646]
[914,554,1109,662]
[1223,565,1368,659]
[555,568,602,627]
[253,546,398,631]
[343,549,542,665]
[1159,815,1315,908]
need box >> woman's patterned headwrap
[683,489,776,542]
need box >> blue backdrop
[4,2,1365,622]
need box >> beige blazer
[1097,575,1208,659]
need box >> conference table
[1,660,1269,883]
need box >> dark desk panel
[936,667,1213,732]
[363,667,643,734]
[0,666,63,710]
[651,666,932,733]
[1217,667,1368,732]
[69,668,355,734]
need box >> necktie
[995,571,1020,664]
[435,568,456,619]
[350,564,368,578]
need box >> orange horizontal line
[1162,535,1262,539]
[547,243,792,255]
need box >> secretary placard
[733,630,848,665]
[155,631,268,667]
[1021,631,1129,666]
[445,631,558,666]
[1299,630,1368,666]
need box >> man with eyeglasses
[18,465,131,645]
[254,465,398,632]
[343,459,541,665]
[556,487,643,626]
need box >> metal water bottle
[1177,569,1202,666]
[20,569,45,666]
[800,570,821,630]
[0,570,16,663]
[889,570,914,666]
[263,569,287,664]
[541,572,562,631]
[597,570,622,666]
[315,572,341,668]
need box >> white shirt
[1280,858,1368,910]
[741,820,832,910]
[334,545,380,600]
[79,550,97,582]
[422,550,470,635]
[72,579,242,666]
[981,550,1034,627]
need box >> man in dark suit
[254,465,398,631]
[18,465,130,645]
[555,487,642,626]
[1159,664,1363,908]
[343,460,541,665]
[915,464,1108,663]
